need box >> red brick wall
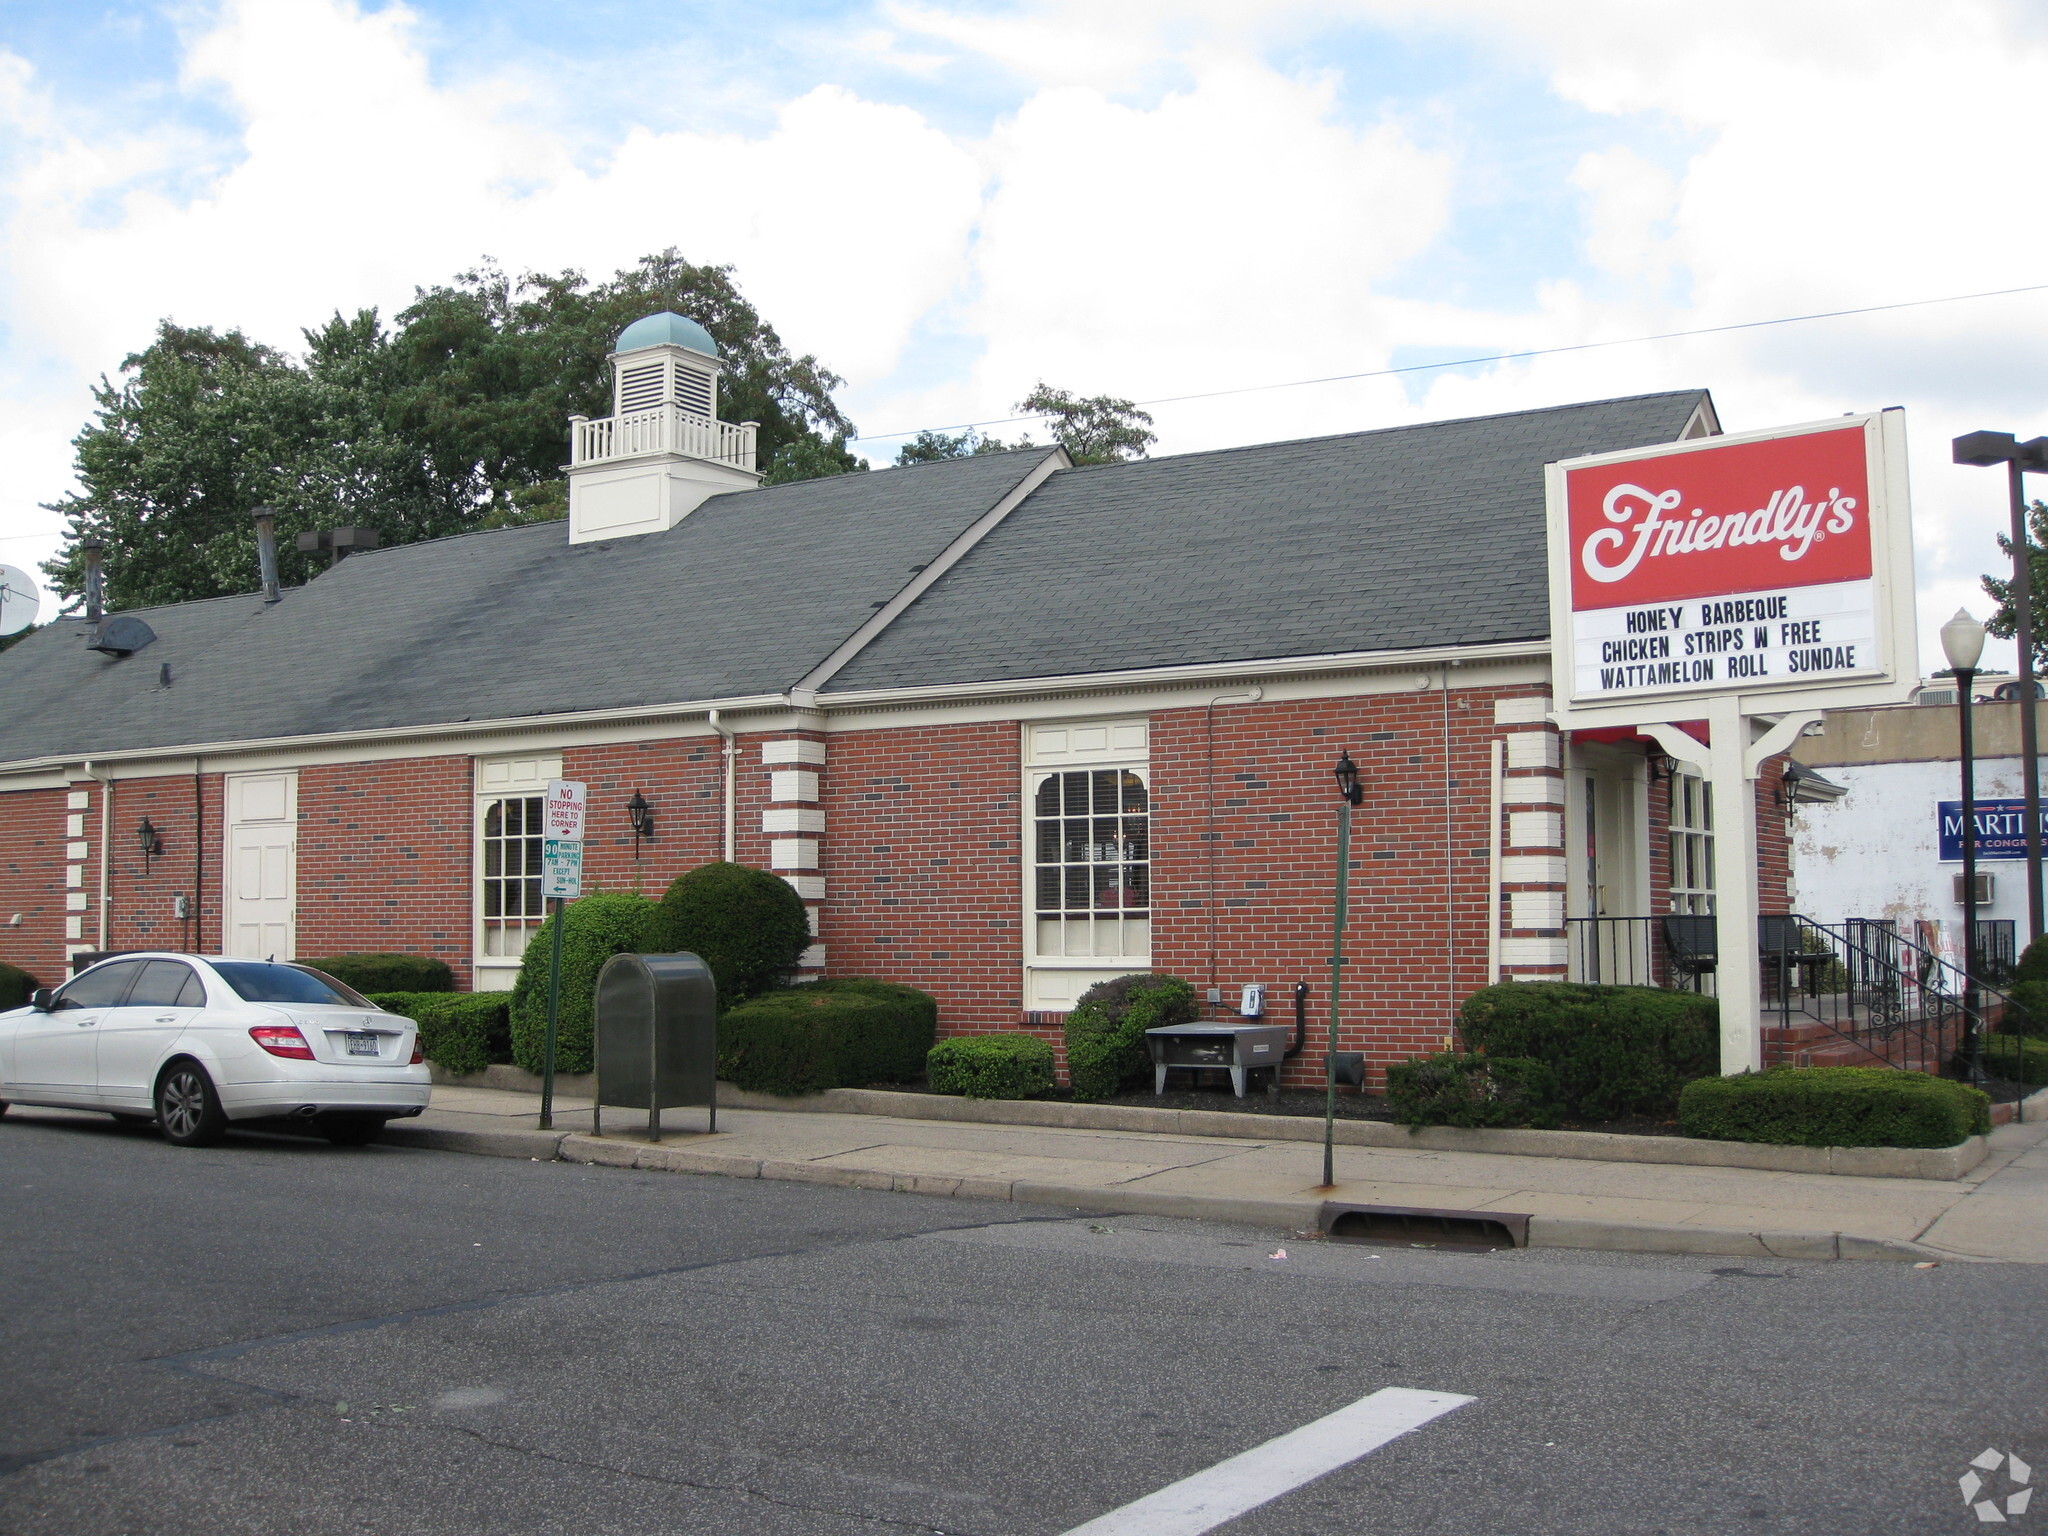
[1149,687,1510,1088]
[0,785,70,985]
[103,772,221,957]
[821,720,1023,1033]
[569,737,727,900]
[295,758,472,984]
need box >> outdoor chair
[1660,914,1718,990]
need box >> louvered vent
[618,363,666,413]
[674,365,714,417]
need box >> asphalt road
[2,1108,2043,1536]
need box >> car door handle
[155,1015,178,1023]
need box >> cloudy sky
[2,0,2044,671]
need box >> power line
[850,279,2048,443]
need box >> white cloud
[2,0,2045,677]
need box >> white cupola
[565,310,762,545]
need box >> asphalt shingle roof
[0,449,1054,764]
[826,390,1708,691]
[0,390,1708,765]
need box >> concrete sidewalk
[389,1085,2048,1264]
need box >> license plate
[344,1034,380,1057]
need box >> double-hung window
[1023,719,1151,1010]
[474,754,561,989]
[1668,772,1715,914]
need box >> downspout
[83,760,111,953]
[707,709,736,863]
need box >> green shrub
[928,1033,1056,1099]
[371,991,513,1076]
[719,978,939,1096]
[1458,981,1718,1121]
[2016,933,2048,985]
[508,891,656,1075]
[305,953,454,994]
[1062,973,1198,1101]
[1678,1067,1991,1149]
[0,961,38,1012]
[644,861,811,1007]
[1384,1052,1560,1128]
[1981,1033,2048,1087]
[2007,979,2048,1037]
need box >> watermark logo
[1962,1448,2034,1523]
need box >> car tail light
[409,1038,424,1064]
[249,1024,315,1060]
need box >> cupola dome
[614,311,719,359]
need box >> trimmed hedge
[928,1033,1056,1100]
[370,991,513,1077]
[2017,933,2048,985]
[1982,1033,2048,1087]
[508,891,657,1075]
[305,953,454,995]
[0,961,37,1012]
[644,861,811,1007]
[719,978,938,1096]
[1063,973,1198,1101]
[1678,1067,1991,1149]
[2007,979,2048,1038]
[1384,1052,1560,1129]
[1458,981,1718,1120]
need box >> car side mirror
[29,988,53,1011]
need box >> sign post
[1546,412,1918,1074]
[537,779,587,1130]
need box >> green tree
[1016,382,1155,465]
[1982,499,2048,670]
[41,251,861,605]
[893,385,1156,470]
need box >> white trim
[0,644,1551,790]
[796,448,1071,693]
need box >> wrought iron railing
[1562,913,2009,1079]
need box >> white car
[0,952,431,1147]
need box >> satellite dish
[0,565,39,636]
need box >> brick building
[0,312,1795,1085]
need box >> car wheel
[319,1114,387,1148]
[156,1062,228,1147]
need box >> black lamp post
[1953,430,2048,944]
[137,817,163,872]
[1942,608,1987,1086]
[627,791,655,860]
[1323,750,1364,1188]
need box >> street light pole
[1953,431,2048,944]
[1325,750,1363,1189]
[1943,610,1988,1086]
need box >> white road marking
[1057,1386,1474,1536]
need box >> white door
[225,772,297,959]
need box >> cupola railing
[572,404,758,473]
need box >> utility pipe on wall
[707,709,737,862]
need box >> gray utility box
[1145,1023,1292,1098]
[593,952,717,1141]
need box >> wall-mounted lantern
[137,817,164,871]
[627,790,655,860]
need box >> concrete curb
[708,1084,1989,1181]
[424,1068,2005,1180]
[518,1132,1946,1262]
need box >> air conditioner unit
[1954,872,1995,904]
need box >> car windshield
[211,961,372,1007]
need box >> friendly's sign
[1547,411,1914,715]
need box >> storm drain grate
[1317,1202,1530,1252]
